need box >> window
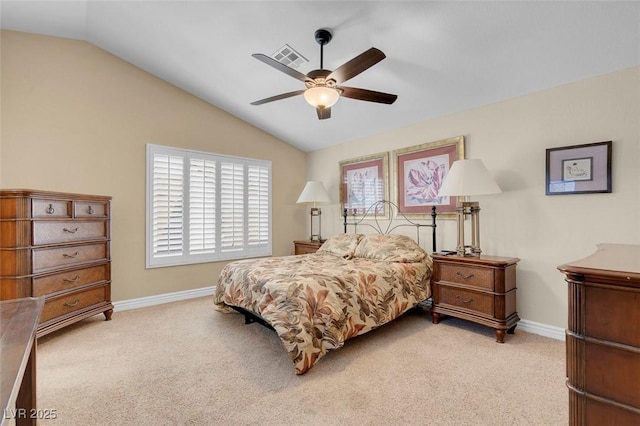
[146,144,271,268]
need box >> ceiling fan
[250,28,398,120]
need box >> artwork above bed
[393,135,465,219]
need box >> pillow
[353,234,427,262]
[317,233,364,259]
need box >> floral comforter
[213,234,432,374]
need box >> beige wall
[3,29,638,328]
[308,66,640,328]
[0,30,308,301]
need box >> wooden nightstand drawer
[440,263,494,290]
[294,240,323,255]
[439,285,493,316]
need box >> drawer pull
[63,299,80,307]
[456,295,474,304]
[63,275,80,283]
[88,205,94,215]
[47,204,55,214]
[456,271,475,280]
[63,251,80,259]
[63,227,79,233]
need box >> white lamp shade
[437,159,502,197]
[297,181,331,205]
[303,87,340,109]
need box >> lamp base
[454,201,482,257]
[309,207,323,242]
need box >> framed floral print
[339,152,389,217]
[393,136,465,218]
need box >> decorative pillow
[353,234,427,262]
[317,233,364,259]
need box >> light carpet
[35,296,567,425]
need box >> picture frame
[545,141,612,195]
[393,136,465,218]
[339,152,389,217]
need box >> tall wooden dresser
[0,189,113,336]
[558,244,640,425]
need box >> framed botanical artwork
[393,136,465,218]
[339,152,389,217]
[545,141,612,195]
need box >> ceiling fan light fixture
[303,86,340,109]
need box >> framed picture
[393,136,465,218]
[545,141,612,195]
[339,152,389,217]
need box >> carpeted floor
[35,296,567,425]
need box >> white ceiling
[2,1,639,152]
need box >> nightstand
[293,240,323,255]
[431,254,520,343]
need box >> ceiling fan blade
[339,86,398,104]
[251,89,305,105]
[252,54,310,83]
[326,48,386,84]
[317,107,331,120]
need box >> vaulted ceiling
[2,1,639,152]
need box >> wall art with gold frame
[393,136,465,218]
[339,152,389,218]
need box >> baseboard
[518,319,565,341]
[113,286,215,312]
[113,287,566,341]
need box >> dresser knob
[62,275,80,283]
[62,251,80,259]
[88,205,94,215]
[63,227,79,234]
[46,204,55,214]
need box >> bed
[213,202,437,374]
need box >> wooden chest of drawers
[0,189,113,336]
[431,254,520,343]
[558,244,640,425]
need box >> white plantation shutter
[189,158,216,255]
[248,164,270,247]
[152,153,184,259]
[220,162,244,253]
[146,144,271,268]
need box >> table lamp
[437,159,502,256]
[297,181,331,241]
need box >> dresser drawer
[40,284,109,324]
[439,285,494,316]
[33,264,109,296]
[75,200,109,218]
[440,263,494,290]
[32,198,71,218]
[32,242,108,273]
[33,220,107,245]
